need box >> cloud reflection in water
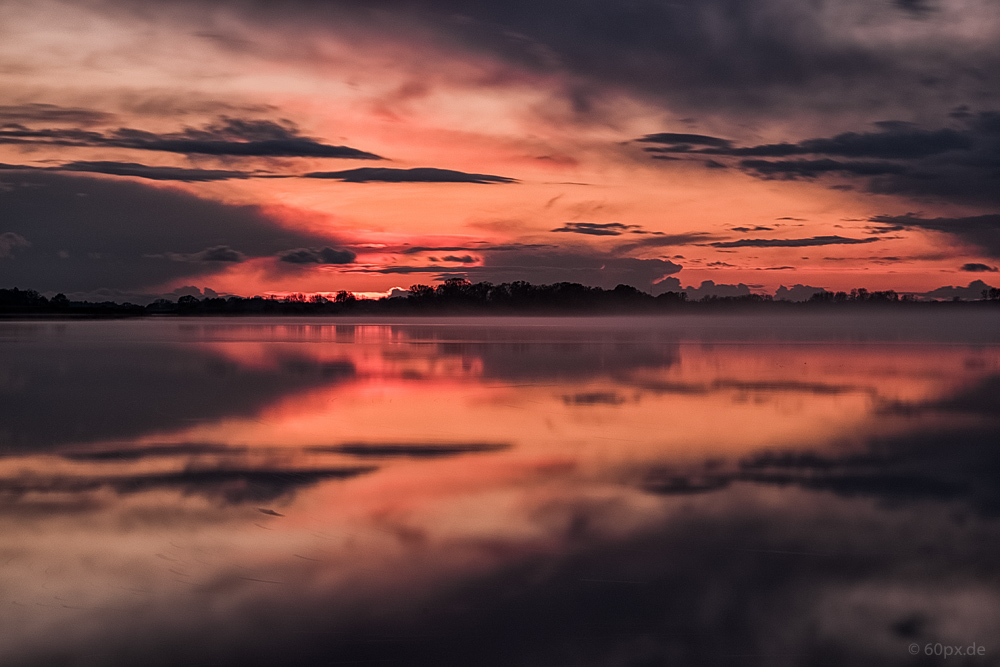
[0,314,999,666]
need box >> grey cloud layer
[871,214,1000,259]
[0,103,115,125]
[62,161,257,181]
[401,243,554,255]
[642,112,1000,208]
[0,116,382,159]
[709,235,881,249]
[278,247,357,264]
[551,222,648,236]
[0,111,521,183]
[123,0,1000,124]
[0,159,256,182]
[305,167,516,183]
[7,1,995,215]
[167,245,248,263]
[1,159,521,184]
[0,171,346,292]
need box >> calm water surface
[1,313,999,666]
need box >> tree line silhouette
[2,280,1000,316]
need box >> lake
[1,313,999,666]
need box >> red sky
[1,0,999,300]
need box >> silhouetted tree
[5,279,997,317]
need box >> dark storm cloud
[309,442,509,458]
[2,159,257,182]
[145,0,1000,125]
[551,222,643,236]
[352,265,463,275]
[31,0,990,215]
[0,116,382,159]
[871,213,1000,259]
[59,161,257,181]
[401,245,475,255]
[645,113,1000,207]
[0,103,114,125]
[61,440,512,463]
[0,171,343,292]
[731,226,774,232]
[61,443,249,461]
[401,243,554,254]
[166,245,247,263]
[0,125,113,147]
[961,263,998,272]
[709,235,881,248]
[278,247,357,264]
[305,167,515,183]
[613,233,717,253]
[704,124,973,159]
[866,224,906,234]
[5,160,515,184]
[636,132,733,148]
[740,158,908,177]
[400,246,471,255]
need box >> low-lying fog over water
[1,313,999,666]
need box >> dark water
[1,313,999,666]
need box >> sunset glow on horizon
[2,0,999,301]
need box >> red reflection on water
[1,318,999,664]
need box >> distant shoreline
[4,280,1000,318]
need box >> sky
[1,0,999,299]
